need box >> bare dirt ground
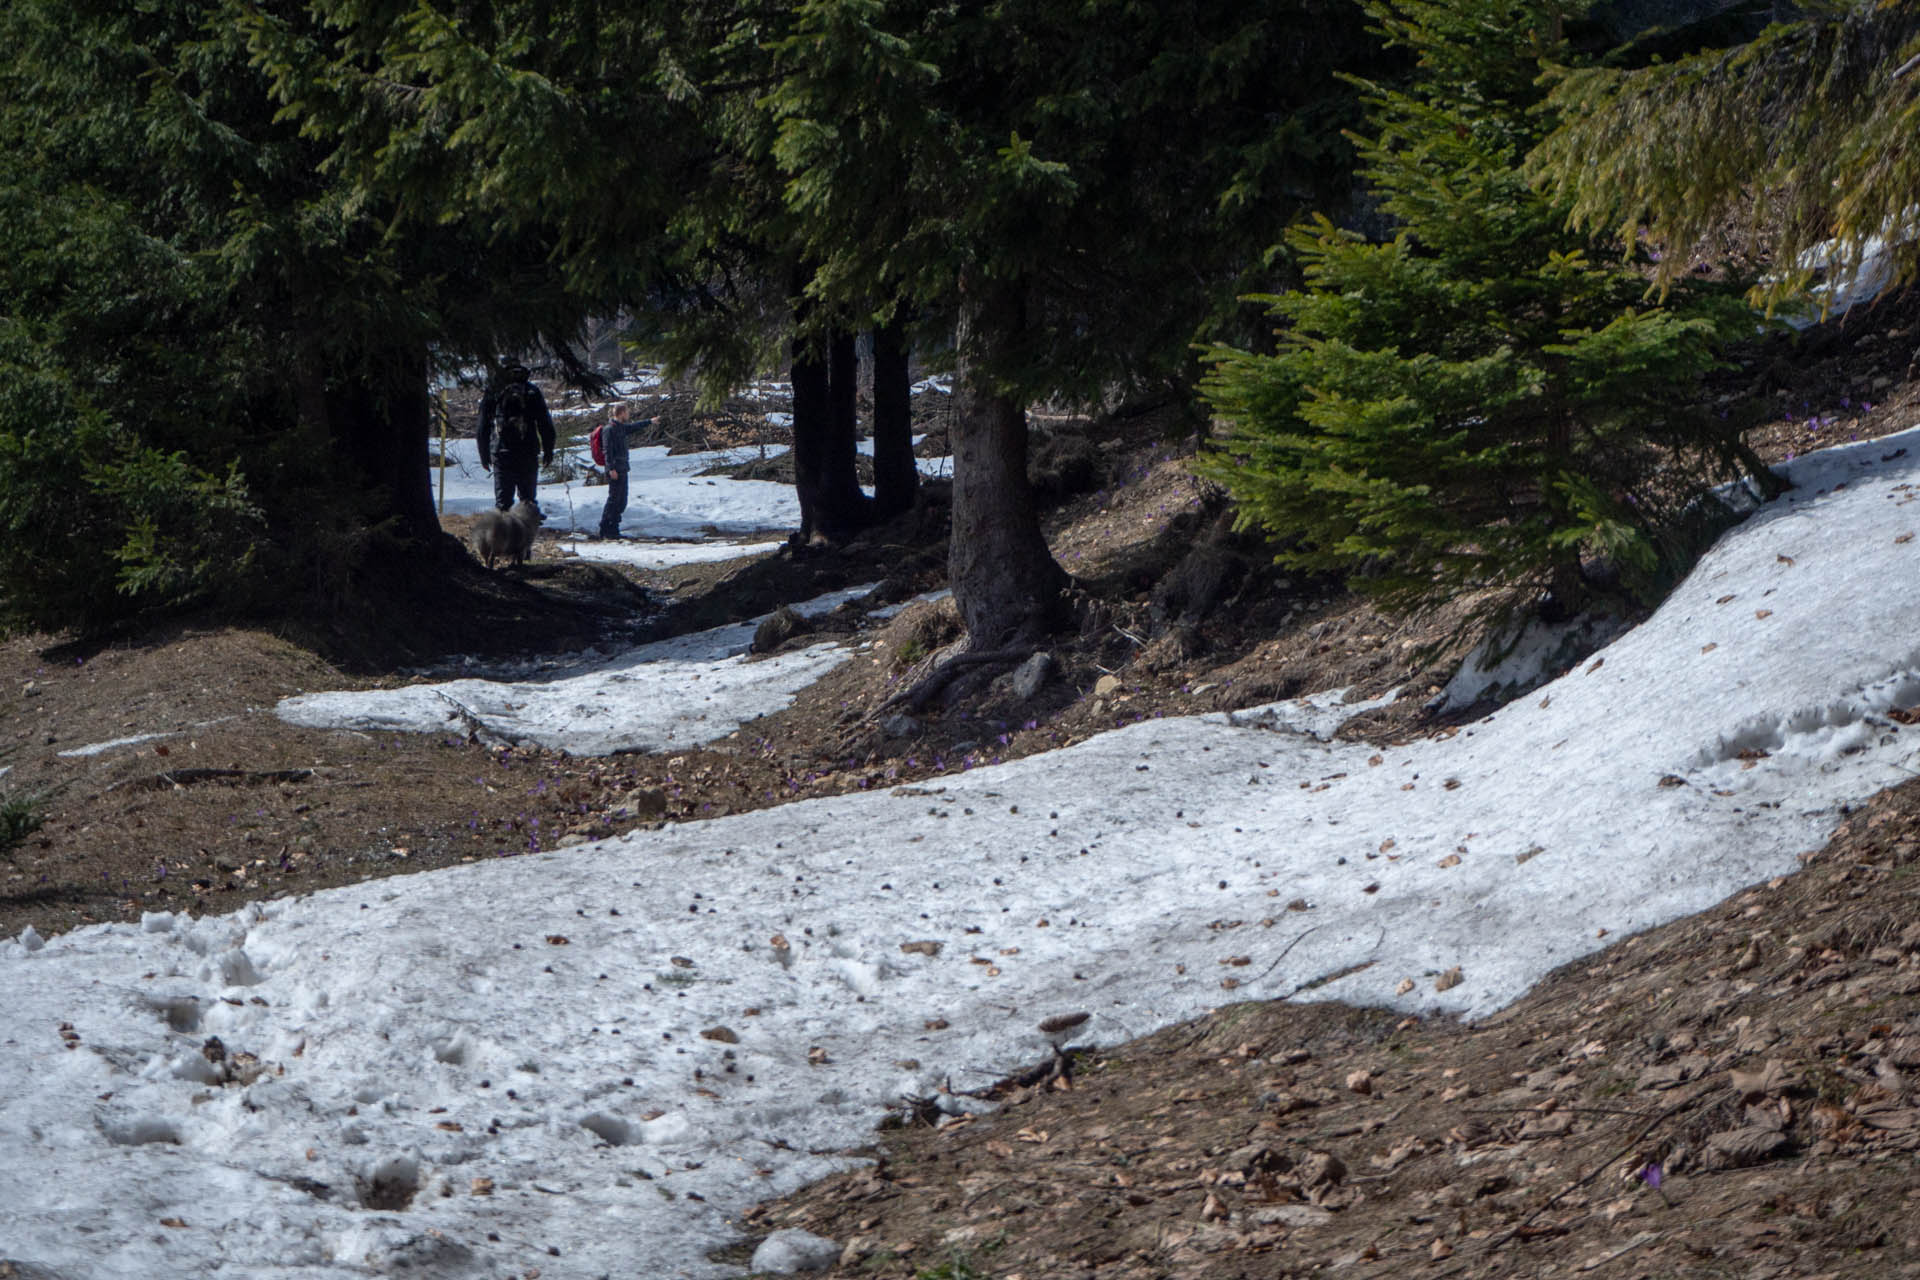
[5,290,1920,1278]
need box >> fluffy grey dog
[470,501,543,570]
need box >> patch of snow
[1436,614,1629,712]
[435,438,802,538]
[273,586,877,754]
[561,537,788,569]
[612,369,667,395]
[1779,214,1916,329]
[864,588,953,621]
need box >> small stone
[752,606,812,654]
[750,1228,841,1274]
[624,787,668,818]
[1093,674,1123,698]
[1010,652,1056,701]
[1038,1011,1090,1037]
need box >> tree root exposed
[878,646,1035,715]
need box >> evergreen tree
[765,0,1373,646]
[1531,5,1920,312]
[1199,0,1772,625]
[0,0,699,633]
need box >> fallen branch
[1247,923,1326,985]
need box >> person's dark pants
[598,471,628,539]
[492,456,540,511]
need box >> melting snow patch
[1437,614,1628,712]
[563,536,787,569]
[274,586,875,754]
[6,428,1920,1278]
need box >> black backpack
[494,381,536,454]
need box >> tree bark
[871,315,917,519]
[820,328,872,537]
[788,270,871,543]
[789,328,831,544]
[330,354,439,544]
[949,279,1069,646]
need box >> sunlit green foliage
[1199,0,1772,624]
[1531,5,1920,312]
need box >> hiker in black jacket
[477,363,556,511]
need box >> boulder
[749,1229,841,1274]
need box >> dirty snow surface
[8,430,1920,1279]
[274,586,878,756]
[436,436,799,544]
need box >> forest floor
[5,289,1920,1278]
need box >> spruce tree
[762,0,1376,645]
[1531,5,1920,311]
[1199,0,1773,625]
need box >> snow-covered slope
[6,430,1920,1278]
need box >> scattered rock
[623,787,668,818]
[749,1228,841,1274]
[752,606,813,653]
[1010,652,1056,701]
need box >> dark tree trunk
[820,329,872,537]
[871,315,917,520]
[789,302,872,543]
[330,354,439,544]
[949,280,1069,646]
[789,330,831,544]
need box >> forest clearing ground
[3,293,1920,1277]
